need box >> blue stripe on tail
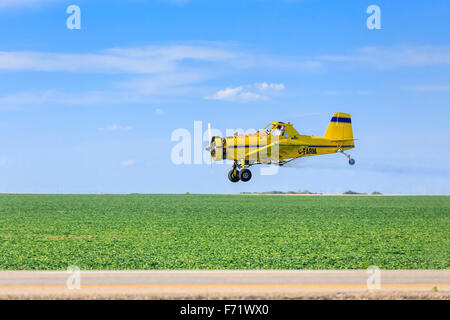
[331,117,351,123]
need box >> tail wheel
[228,169,240,183]
[239,169,252,182]
[349,158,355,165]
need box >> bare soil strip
[0,270,448,300]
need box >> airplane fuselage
[207,113,356,182]
[217,134,354,164]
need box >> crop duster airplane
[206,112,357,182]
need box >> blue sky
[0,0,449,194]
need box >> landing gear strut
[228,161,240,183]
[339,149,355,166]
[228,161,252,182]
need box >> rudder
[324,112,354,141]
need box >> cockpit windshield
[271,125,285,136]
[262,123,286,136]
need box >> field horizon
[1,193,449,196]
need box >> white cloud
[0,45,236,74]
[205,86,266,102]
[1,44,449,107]
[323,89,370,95]
[120,159,137,167]
[255,82,285,91]
[155,108,164,115]
[0,0,192,10]
[0,43,325,80]
[0,105,20,112]
[0,87,202,107]
[98,124,133,132]
[1,45,449,76]
[0,90,143,105]
[320,46,450,69]
[0,156,11,167]
[409,85,450,92]
[205,82,285,102]
[0,0,57,9]
[123,72,208,95]
[0,72,211,106]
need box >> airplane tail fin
[324,112,354,144]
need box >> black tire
[239,169,252,182]
[228,169,240,183]
[349,158,355,165]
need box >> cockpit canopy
[271,124,285,136]
[263,122,287,137]
[262,122,300,139]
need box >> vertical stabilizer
[324,112,354,141]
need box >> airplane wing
[245,142,301,162]
[244,142,277,161]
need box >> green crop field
[0,194,448,270]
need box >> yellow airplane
[206,112,356,182]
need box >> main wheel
[239,169,252,182]
[349,158,355,165]
[228,169,240,183]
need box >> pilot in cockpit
[272,125,285,136]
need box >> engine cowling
[208,136,225,161]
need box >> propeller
[208,123,213,168]
[208,123,212,144]
[205,123,212,151]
